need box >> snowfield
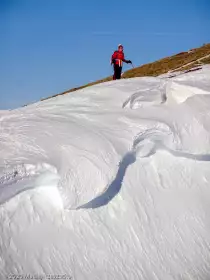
[1,65,210,279]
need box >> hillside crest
[40,43,210,102]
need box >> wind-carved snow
[0,163,60,205]
[77,151,136,209]
[1,66,210,279]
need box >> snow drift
[1,65,210,279]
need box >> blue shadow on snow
[77,151,136,209]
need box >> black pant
[113,65,122,80]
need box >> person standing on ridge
[111,44,132,80]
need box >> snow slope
[1,65,210,279]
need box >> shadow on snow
[77,151,136,209]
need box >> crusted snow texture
[1,65,210,279]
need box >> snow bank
[1,66,210,279]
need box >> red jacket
[111,50,129,67]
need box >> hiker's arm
[122,54,132,64]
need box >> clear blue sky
[0,0,210,109]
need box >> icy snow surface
[1,65,210,279]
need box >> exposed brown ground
[40,43,210,102]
